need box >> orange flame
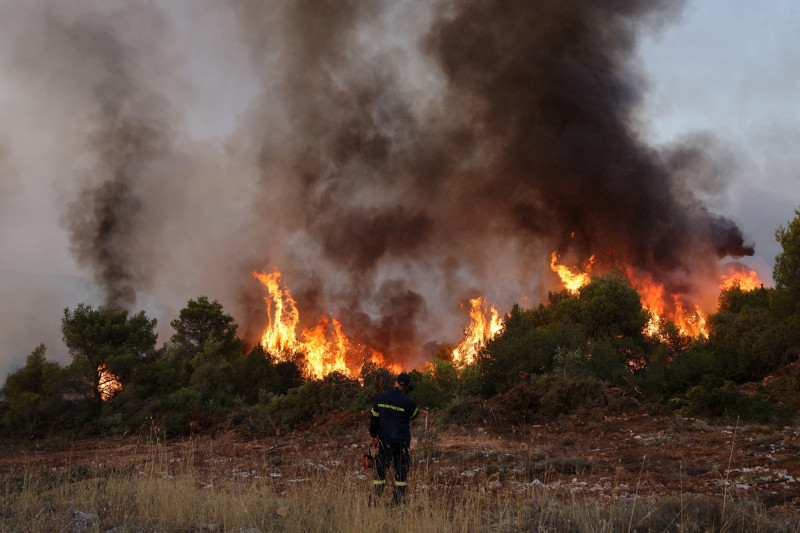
[299,315,351,379]
[550,252,595,294]
[637,276,668,338]
[253,268,409,379]
[720,263,762,291]
[369,351,403,375]
[672,299,708,339]
[643,300,709,341]
[451,297,503,365]
[547,254,711,340]
[628,271,709,339]
[254,269,358,379]
[97,363,122,401]
[253,269,300,356]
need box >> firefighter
[369,372,425,505]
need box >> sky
[0,0,798,380]
[639,0,800,274]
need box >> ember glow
[253,268,402,378]
[451,297,503,366]
[97,363,122,401]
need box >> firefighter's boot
[370,481,385,507]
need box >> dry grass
[1,433,798,532]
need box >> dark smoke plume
[236,0,752,361]
[425,0,753,268]
[63,16,170,311]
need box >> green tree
[718,285,770,314]
[577,271,648,340]
[169,296,241,361]
[230,344,308,403]
[273,359,306,393]
[774,207,800,316]
[709,304,794,382]
[411,359,461,408]
[708,281,798,383]
[61,303,158,405]
[1,344,64,430]
[231,345,274,403]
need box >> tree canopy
[774,207,800,316]
[169,295,241,361]
[1,344,64,429]
[61,303,158,403]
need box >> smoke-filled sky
[1,0,798,379]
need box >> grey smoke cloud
[0,0,786,378]
[0,1,261,375]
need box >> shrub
[264,372,363,429]
[438,395,491,428]
[708,306,795,382]
[479,375,606,426]
[552,346,588,378]
[669,380,796,424]
[534,374,606,416]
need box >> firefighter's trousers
[373,439,410,497]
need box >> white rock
[68,508,98,531]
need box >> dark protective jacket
[369,387,419,444]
